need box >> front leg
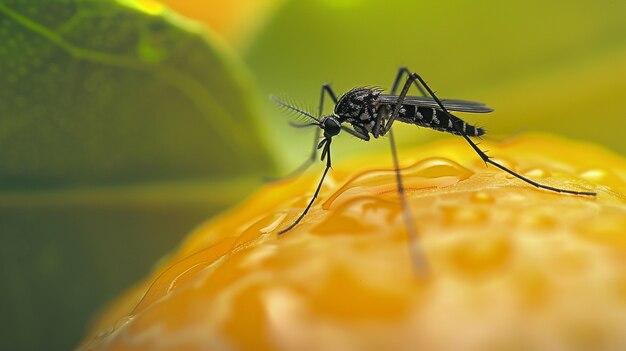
[273,83,339,180]
[348,123,370,141]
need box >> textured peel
[80,134,626,351]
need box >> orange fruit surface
[80,134,626,351]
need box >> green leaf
[0,0,273,189]
[0,1,274,350]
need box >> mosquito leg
[377,67,429,136]
[380,73,418,135]
[290,83,337,172]
[410,72,596,197]
[391,67,427,96]
[291,83,337,167]
[388,127,429,276]
[346,124,370,141]
[386,68,430,276]
[383,66,432,133]
[342,125,370,141]
[278,137,333,234]
[320,83,338,107]
[267,84,338,182]
[263,127,320,182]
[293,83,337,171]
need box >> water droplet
[575,208,626,249]
[470,191,495,204]
[523,168,550,178]
[439,205,488,226]
[131,237,238,315]
[445,232,511,278]
[323,157,473,209]
[236,213,284,246]
[82,315,135,350]
[518,207,558,231]
[579,168,625,188]
[313,197,400,236]
[521,213,557,230]
[579,169,606,182]
[113,315,134,332]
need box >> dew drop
[313,197,400,236]
[575,209,626,249]
[520,212,557,231]
[323,157,473,209]
[83,316,135,350]
[439,205,488,226]
[579,168,625,188]
[523,168,550,179]
[579,169,606,182]
[470,191,495,204]
[113,315,134,333]
[131,237,238,315]
[236,213,284,246]
[446,232,511,277]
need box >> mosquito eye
[323,117,341,136]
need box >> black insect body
[271,68,596,246]
[334,87,487,139]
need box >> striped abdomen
[386,104,485,137]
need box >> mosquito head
[321,115,341,137]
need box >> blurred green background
[243,0,626,166]
[1,0,625,350]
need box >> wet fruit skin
[80,133,626,351]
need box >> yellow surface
[80,134,626,351]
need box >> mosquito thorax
[334,87,382,119]
[321,116,341,136]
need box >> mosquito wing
[378,94,493,113]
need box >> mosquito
[271,67,596,269]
